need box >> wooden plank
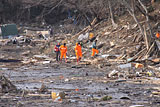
[27,94,50,97]
[148,65,160,72]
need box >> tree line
[0,0,153,25]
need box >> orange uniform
[156,32,160,38]
[92,48,99,56]
[75,43,82,61]
[91,40,99,56]
[60,45,67,59]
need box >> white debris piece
[78,33,89,41]
[108,70,119,77]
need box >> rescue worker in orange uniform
[75,42,82,64]
[60,43,67,62]
[91,40,99,57]
[156,31,160,39]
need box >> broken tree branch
[144,25,149,50]
[138,0,153,39]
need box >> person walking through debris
[91,40,99,57]
[54,43,60,61]
[60,43,67,62]
[49,27,53,35]
[75,42,82,64]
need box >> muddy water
[1,62,160,107]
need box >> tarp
[0,24,18,37]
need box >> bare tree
[119,0,160,58]
[108,0,118,28]
[119,0,145,39]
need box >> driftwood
[115,43,140,48]
[0,75,17,93]
[111,27,124,35]
[144,42,155,59]
[128,48,147,62]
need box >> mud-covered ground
[0,44,160,107]
[1,18,160,106]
